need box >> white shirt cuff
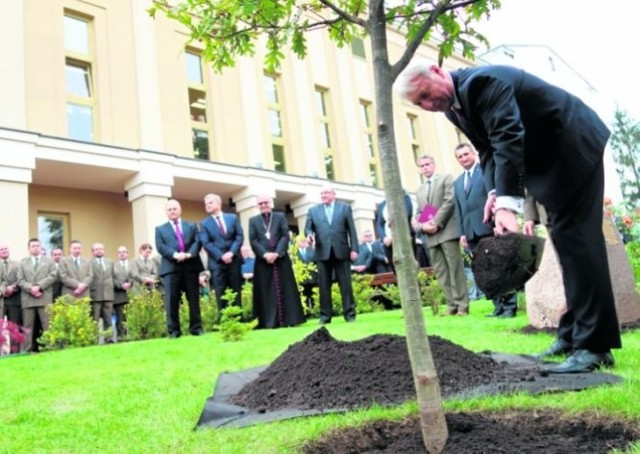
[495,196,524,214]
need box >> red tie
[216,216,226,235]
[174,220,185,252]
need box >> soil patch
[302,410,639,453]
[225,328,637,452]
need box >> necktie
[464,170,472,194]
[144,257,149,266]
[425,180,432,201]
[325,204,333,224]
[216,216,226,235]
[174,220,185,252]
[74,258,79,269]
[34,257,40,270]
[99,258,105,271]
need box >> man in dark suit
[352,229,390,274]
[296,237,317,310]
[412,155,469,316]
[50,247,64,302]
[375,192,415,271]
[396,62,621,373]
[155,198,204,338]
[304,185,359,324]
[199,193,244,313]
[453,143,516,317]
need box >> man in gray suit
[113,245,133,338]
[59,240,93,299]
[0,244,22,326]
[412,155,469,316]
[16,238,57,352]
[89,242,115,335]
[453,143,516,317]
[304,185,359,324]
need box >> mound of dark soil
[230,327,538,412]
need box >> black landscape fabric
[196,328,621,429]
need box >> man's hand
[493,208,518,235]
[383,237,392,247]
[483,192,497,224]
[221,251,234,264]
[350,251,358,262]
[459,235,468,249]
[523,220,536,236]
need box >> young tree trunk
[368,3,448,451]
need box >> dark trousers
[113,303,127,337]
[162,268,202,335]
[548,159,621,352]
[211,256,243,312]
[317,250,356,321]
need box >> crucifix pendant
[265,231,271,240]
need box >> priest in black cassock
[249,194,305,328]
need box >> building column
[351,189,377,237]
[125,154,174,249]
[0,130,36,252]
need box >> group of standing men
[1,240,160,353]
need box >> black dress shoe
[536,338,572,359]
[190,329,204,336]
[345,317,356,323]
[498,311,516,318]
[547,349,614,374]
[169,331,181,338]
[485,308,504,317]
[319,318,331,325]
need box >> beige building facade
[0,0,470,258]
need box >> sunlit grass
[1,301,638,452]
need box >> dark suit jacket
[446,65,609,212]
[304,202,358,261]
[375,194,414,240]
[199,213,244,270]
[155,220,204,276]
[454,165,494,243]
[249,212,289,258]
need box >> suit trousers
[22,306,49,352]
[91,301,114,332]
[162,267,202,335]
[548,159,621,352]
[317,250,356,321]
[428,239,469,312]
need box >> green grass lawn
[2,300,639,453]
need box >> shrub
[218,305,258,341]
[418,269,446,315]
[179,291,220,333]
[626,240,640,292]
[40,296,103,350]
[125,287,166,340]
[0,318,26,354]
[352,274,385,314]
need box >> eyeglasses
[258,202,270,206]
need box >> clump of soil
[229,328,639,453]
[472,233,544,298]
[229,327,538,412]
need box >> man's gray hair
[394,59,436,100]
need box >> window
[351,38,366,59]
[315,87,336,180]
[264,74,287,172]
[38,213,70,255]
[407,114,423,184]
[360,101,380,188]
[186,50,210,160]
[64,13,96,142]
